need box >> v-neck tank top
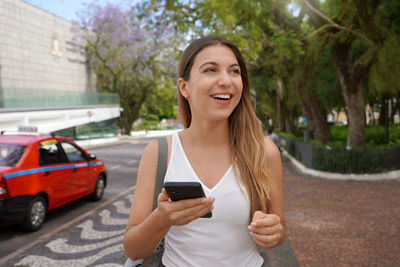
[162,132,263,267]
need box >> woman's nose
[217,71,232,87]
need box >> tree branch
[302,24,333,40]
[302,0,375,46]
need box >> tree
[140,76,177,124]
[302,0,400,147]
[74,2,179,134]
[189,0,331,140]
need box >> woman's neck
[183,119,230,147]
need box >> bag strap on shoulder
[153,137,167,210]
[141,137,168,267]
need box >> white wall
[0,0,96,92]
[0,106,121,133]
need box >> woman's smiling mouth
[211,93,233,105]
[211,94,232,100]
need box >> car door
[59,141,91,197]
[38,139,70,208]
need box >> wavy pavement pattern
[113,200,131,214]
[99,210,129,226]
[16,244,123,267]
[15,192,133,267]
[46,235,124,254]
[77,220,124,240]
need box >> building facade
[0,0,120,138]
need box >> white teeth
[213,94,231,100]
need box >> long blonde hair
[177,36,270,217]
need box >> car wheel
[90,175,105,201]
[21,195,47,232]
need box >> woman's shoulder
[141,134,174,160]
[263,136,280,160]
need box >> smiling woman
[178,44,243,123]
[124,36,285,267]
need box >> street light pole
[87,110,94,147]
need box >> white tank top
[162,132,263,267]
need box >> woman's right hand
[156,188,214,226]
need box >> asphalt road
[0,139,149,260]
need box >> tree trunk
[344,86,366,147]
[294,82,331,142]
[332,41,371,147]
[118,84,149,135]
[275,79,283,131]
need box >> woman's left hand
[248,211,284,249]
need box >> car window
[0,143,26,167]
[39,140,65,166]
[60,141,87,162]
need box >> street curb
[261,238,300,267]
[282,149,400,181]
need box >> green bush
[329,125,347,144]
[305,124,400,147]
[278,132,301,141]
[135,119,161,131]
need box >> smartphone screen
[164,181,212,218]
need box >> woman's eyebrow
[199,61,217,69]
[199,61,240,69]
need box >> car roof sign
[18,126,38,132]
[40,139,58,146]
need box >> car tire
[90,175,105,201]
[21,195,47,232]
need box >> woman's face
[178,44,243,124]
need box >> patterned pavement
[1,189,134,267]
[1,184,299,267]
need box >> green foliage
[135,118,161,131]
[156,0,400,145]
[311,125,400,147]
[369,35,400,96]
[140,77,177,121]
[270,29,304,64]
[279,131,300,140]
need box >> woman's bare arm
[123,139,170,260]
[265,137,285,245]
[248,137,285,249]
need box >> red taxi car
[0,132,107,231]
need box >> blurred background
[0,0,399,170]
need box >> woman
[124,36,285,266]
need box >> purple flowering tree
[73,1,179,134]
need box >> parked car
[0,131,107,231]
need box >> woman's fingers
[250,231,281,247]
[158,188,170,202]
[248,211,283,248]
[251,213,281,227]
[248,221,282,235]
[170,200,214,224]
[158,195,214,226]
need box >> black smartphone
[163,181,212,218]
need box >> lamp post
[87,110,94,147]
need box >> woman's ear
[178,78,188,99]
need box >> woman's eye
[204,68,216,73]
[231,69,241,74]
